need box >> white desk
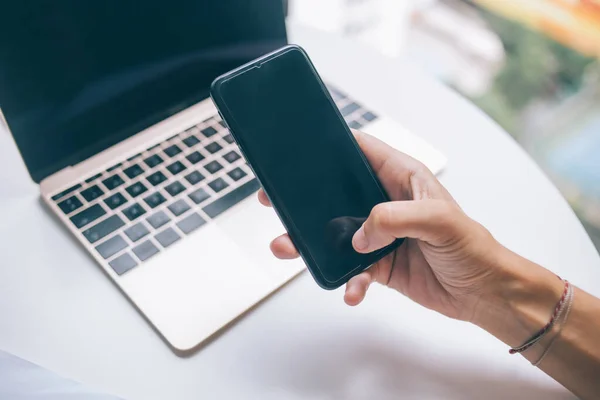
[1,23,599,400]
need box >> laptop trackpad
[120,222,277,351]
[213,194,306,282]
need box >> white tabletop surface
[1,23,599,400]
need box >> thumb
[352,200,459,253]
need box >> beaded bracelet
[509,280,570,355]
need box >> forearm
[473,247,600,399]
[537,287,600,399]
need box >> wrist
[472,245,565,349]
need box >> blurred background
[289,0,600,250]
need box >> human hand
[258,130,507,322]
[261,130,600,399]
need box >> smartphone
[211,45,403,289]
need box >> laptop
[0,0,446,353]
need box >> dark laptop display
[0,1,287,182]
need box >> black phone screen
[215,47,399,287]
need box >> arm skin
[474,245,600,400]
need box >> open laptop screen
[0,1,287,183]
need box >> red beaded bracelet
[509,279,570,354]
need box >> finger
[351,129,453,202]
[269,234,299,259]
[351,129,424,175]
[344,271,372,306]
[352,199,460,253]
[257,189,272,207]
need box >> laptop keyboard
[50,86,378,276]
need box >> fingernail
[353,226,369,251]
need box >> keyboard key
[70,204,106,229]
[103,174,125,190]
[202,126,218,137]
[57,196,83,214]
[104,192,128,210]
[228,167,247,181]
[329,87,347,101]
[203,179,260,219]
[188,188,210,204]
[85,173,102,184]
[223,150,241,163]
[123,164,145,179]
[165,181,186,197]
[223,134,234,144]
[164,144,182,158]
[348,120,362,130]
[340,102,361,116]
[127,153,142,162]
[133,240,160,262]
[123,203,146,221]
[96,235,128,259]
[147,211,171,229]
[125,222,150,242]
[147,143,161,151]
[218,120,227,128]
[144,192,166,208]
[126,182,148,198]
[146,171,167,186]
[155,227,181,248]
[109,253,138,275]
[186,151,204,164]
[185,171,205,185]
[144,154,164,168]
[83,215,125,244]
[106,163,122,173]
[81,185,104,202]
[167,199,191,217]
[177,213,206,234]
[166,161,186,175]
[208,178,228,193]
[204,160,223,174]
[52,184,82,201]
[362,111,377,122]
[183,135,200,147]
[205,142,222,154]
